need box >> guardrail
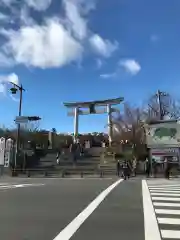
[11,166,108,178]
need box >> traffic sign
[15,116,29,124]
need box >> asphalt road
[0,177,179,240]
[0,177,144,240]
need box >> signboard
[0,137,5,165]
[4,138,13,168]
[150,147,179,163]
[15,116,29,124]
[151,148,179,155]
[145,121,180,147]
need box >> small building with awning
[144,119,180,165]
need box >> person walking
[165,159,171,179]
[70,139,81,164]
[132,157,137,177]
[152,159,158,178]
[122,160,129,180]
[56,148,61,165]
[145,158,150,178]
[116,160,121,177]
[69,142,77,163]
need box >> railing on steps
[10,164,118,178]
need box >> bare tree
[112,103,146,157]
[143,91,180,121]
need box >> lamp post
[10,83,25,169]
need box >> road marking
[142,180,161,240]
[149,186,180,189]
[151,192,180,196]
[11,177,113,180]
[148,184,180,188]
[158,218,180,225]
[161,230,180,239]
[149,188,180,191]
[155,209,180,215]
[150,190,180,193]
[53,179,123,240]
[152,197,180,201]
[154,202,180,207]
[58,178,113,180]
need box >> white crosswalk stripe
[147,179,180,239]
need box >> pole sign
[0,137,5,166]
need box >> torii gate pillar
[74,107,79,141]
[107,104,113,145]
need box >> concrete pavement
[0,177,179,240]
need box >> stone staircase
[99,151,117,175]
[23,147,120,177]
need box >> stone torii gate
[63,97,124,145]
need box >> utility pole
[157,90,169,120]
[157,90,164,120]
[10,83,25,169]
[148,90,168,120]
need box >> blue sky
[0,0,180,133]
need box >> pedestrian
[165,159,171,179]
[116,160,121,177]
[56,148,61,165]
[69,140,80,164]
[122,160,129,180]
[145,158,150,178]
[127,160,131,178]
[132,157,137,177]
[152,159,158,178]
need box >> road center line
[53,179,123,240]
[142,180,161,240]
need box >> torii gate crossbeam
[63,97,124,145]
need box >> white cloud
[0,73,19,95]
[150,34,159,43]
[10,94,19,102]
[64,0,96,15]
[119,59,141,75]
[63,0,87,40]
[1,18,83,68]
[25,0,52,11]
[0,13,9,22]
[20,7,35,26]
[0,0,16,7]
[96,59,103,69]
[89,34,118,58]
[0,83,6,94]
[0,0,118,69]
[100,72,116,79]
[0,52,14,67]
[0,73,19,85]
[8,73,19,85]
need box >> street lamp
[10,82,25,169]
